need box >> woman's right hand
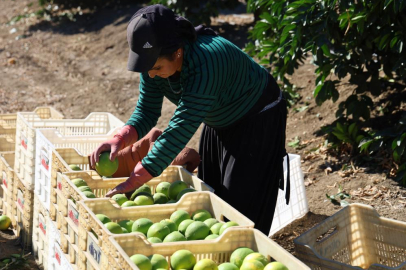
[89,125,139,169]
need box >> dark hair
[159,43,184,61]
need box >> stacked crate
[12,112,124,269]
[0,152,16,228]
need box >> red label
[40,150,49,171]
[68,209,79,227]
[2,179,7,188]
[57,182,62,190]
[41,158,49,171]
[21,139,27,150]
[55,247,61,265]
[39,221,46,235]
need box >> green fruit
[130,184,152,200]
[210,222,223,235]
[132,218,153,235]
[112,194,128,206]
[96,214,111,224]
[147,223,171,241]
[78,186,92,192]
[121,201,137,207]
[69,164,81,171]
[218,262,239,270]
[243,253,268,267]
[264,262,289,270]
[219,221,239,235]
[191,209,212,222]
[72,178,87,188]
[148,254,169,270]
[160,219,177,232]
[130,254,152,270]
[193,259,218,270]
[204,218,219,228]
[240,260,264,270]
[95,151,119,177]
[167,200,177,204]
[170,250,196,270]
[0,215,11,230]
[230,247,254,268]
[121,227,129,233]
[170,210,191,229]
[118,220,134,233]
[176,188,195,201]
[148,237,163,243]
[205,234,219,240]
[163,231,187,242]
[82,191,96,198]
[168,180,188,200]
[155,182,171,197]
[178,219,194,235]
[134,195,154,206]
[153,193,168,204]
[185,221,210,240]
[105,222,123,234]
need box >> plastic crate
[0,107,63,142]
[269,153,309,236]
[49,148,93,222]
[47,216,75,270]
[108,227,309,270]
[0,136,15,152]
[35,128,123,212]
[1,152,15,209]
[14,112,123,191]
[32,194,50,269]
[294,203,406,269]
[77,191,253,270]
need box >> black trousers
[198,95,287,235]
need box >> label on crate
[68,203,79,227]
[54,244,62,265]
[87,234,102,265]
[40,149,49,171]
[57,176,63,191]
[39,214,47,236]
[21,133,28,150]
[2,171,6,188]
[17,189,25,210]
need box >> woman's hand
[105,162,153,197]
[89,125,139,169]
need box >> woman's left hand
[105,162,153,197]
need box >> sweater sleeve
[126,74,164,139]
[141,92,216,177]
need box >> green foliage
[246,0,406,121]
[326,185,351,207]
[149,0,241,26]
[0,253,30,269]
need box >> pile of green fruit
[95,208,240,243]
[111,180,196,207]
[129,247,289,270]
[71,177,96,199]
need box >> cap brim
[127,48,160,73]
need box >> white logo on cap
[143,42,153,48]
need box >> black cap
[126,5,178,72]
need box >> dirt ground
[1,0,406,268]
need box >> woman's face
[148,48,183,79]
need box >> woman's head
[147,47,184,79]
[126,5,196,73]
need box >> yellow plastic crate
[1,152,15,208]
[294,203,406,269]
[14,112,123,190]
[0,106,63,142]
[0,136,15,152]
[32,194,50,268]
[108,227,309,270]
[77,191,252,269]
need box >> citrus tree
[245,0,406,183]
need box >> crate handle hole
[316,226,337,242]
[219,215,230,222]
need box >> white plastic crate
[1,152,15,210]
[108,227,310,270]
[32,194,50,269]
[48,216,74,270]
[34,127,122,212]
[0,107,63,142]
[14,112,123,190]
[269,153,308,236]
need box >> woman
[90,4,288,235]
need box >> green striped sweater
[127,35,269,176]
